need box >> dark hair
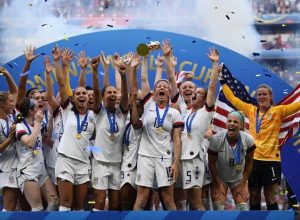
[18,98,35,117]
[86,86,93,91]
[26,87,38,98]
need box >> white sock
[93,208,101,211]
[32,207,43,211]
[2,208,7,212]
[59,206,71,211]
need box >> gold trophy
[137,41,161,56]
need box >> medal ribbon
[255,107,270,134]
[106,110,116,135]
[155,103,169,129]
[228,134,241,165]
[76,111,89,135]
[186,111,197,134]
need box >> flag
[212,64,257,134]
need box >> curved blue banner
[1,29,299,201]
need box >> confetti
[293,204,299,207]
[231,12,235,14]
[252,52,260,56]
[214,6,218,9]
[282,24,286,27]
[107,24,113,28]
[264,74,271,77]
[74,43,79,46]
[242,36,245,39]
[260,40,266,43]
[13,62,18,66]
[41,24,47,27]
[99,71,105,76]
[87,25,93,29]
[255,74,261,77]
[28,3,33,6]
[296,72,300,74]
[192,40,196,43]
[88,201,95,204]
[125,19,129,22]
[20,71,30,76]
[85,146,102,153]
[63,35,69,41]
[40,52,46,55]
[298,148,300,153]
[263,68,268,72]
[290,195,296,198]
[258,20,264,23]
[146,37,151,39]
[180,49,186,52]
[226,15,230,20]
[6,63,13,68]
[283,91,288,94]
[156,1,159,6]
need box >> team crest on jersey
[116,111,122,119]
[166,113,172,121]
[89,116,94,123]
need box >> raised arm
[61,48,75,97]
[162,40,178,99]
[117,63,128,112]
[77,51,89,87]
[113,53,122,95]
[100,51,110,88]
[52,45,68,105]
[206,48,219,108]
[44,55,59,111]
[141,56,150,98]
[0,67,18,104]
[91,55,102,111]
[154,55,164,86]
[17,46,40,107]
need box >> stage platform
[0,211,296,220]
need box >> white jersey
[138,96,183,158]
[93,106,128,163]
[208,130,255,183]
[57,101,96,164]
[15,121,45,174]
[0,114,18,172]
[45,108,64,168]
[121,122,142,172]
[181,105,214,160]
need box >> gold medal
[187,133,192,138]
[110,133,115,141]
[157,127,163,133]
[33,150,38,155]
[76,133,81,139]
[235,164,242,171]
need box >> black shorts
[248,159,281,187]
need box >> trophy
[137,41,161,56]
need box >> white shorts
[46,167,57,185]
[0,169,18,190]
[55,154,91,185]
[120,169,137,189]
[180,157,205,189]
[136,155,173,188]
[202,159,212,186]
[17,168,49,192]
[91,159,121,190]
